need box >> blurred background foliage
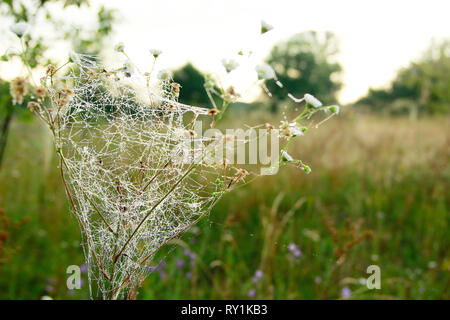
[0,0,448,300]
[355,40,450,116]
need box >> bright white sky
[2,0,449,104]
[98,0,450,103]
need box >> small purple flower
[67,289,74,296]
[176,259,185,269]
[341,286,352,299]
[148,266,156,273]
[189,252,197,260]
[79,279,84,287]
[252,270,263,284]
[80,263,87,274]
[248,289,256,298]
[288,243,302,258]
[314,277,322,284]
[159,271,166,279]
[156,261,166,271]
[184,249,191,256]
[45,285,53,293]
[186,272,193,279]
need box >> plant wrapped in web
[17,22,340,299]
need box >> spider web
[45,55,259,299]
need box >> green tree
[356,39,450,115]
[172,63,211,107]
[0,0,116,167]
[265,30,342,111]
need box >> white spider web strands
[47,56,236,299]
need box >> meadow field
[0,112,448,299]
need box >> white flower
[114,42,125,53]
[328,105,340,114]
[10,21,29,38]
[304,93,322,108]
[261,20,273,34]
[281,150,293,162]
[255,63,275,80]
[157,69,172,81]
[150,49,162,58]
[123,60,134,75]
[288,122,304,137]
[221,59,239,73]
[69,52,81,64]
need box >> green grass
[0,114,448,299]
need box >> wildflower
[261,20,273,34]
[255,63,275,80]
[186,272,193,279]
[123,60,134,76]
[80,263,87,274]
[221,59,239,73]
[10,77,27,105]
[149,49,162,58]
[176,259,185,269]
[157,69,172,81]
[314,277,322,284]
[304,93,322,108]
[35,87,46,98]
[69,52,80,64]
[289,122,304,137]
[248,289,256,297]
[288,243,302,258]
[328,105,340,114]
[251,269,263,284]
[114,42,125,53]
[10,21,29,38]
[281,150,293,162]
[341,286,352,299]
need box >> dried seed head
[208,108,219,116]
[58,97,70,106]
[188,130,196,138]
[10,77,28,105]
[46,64,56,75]
[265,123,274,131]
[35,87,46,97]
[27,101,40,111]
[64,88,74,96]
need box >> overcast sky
[97,0,450,103]
[2,0,449,104]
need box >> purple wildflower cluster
[248,269,263,298]
[288,243,302,258]
[149,260,167,279]
[176,248,197,279]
